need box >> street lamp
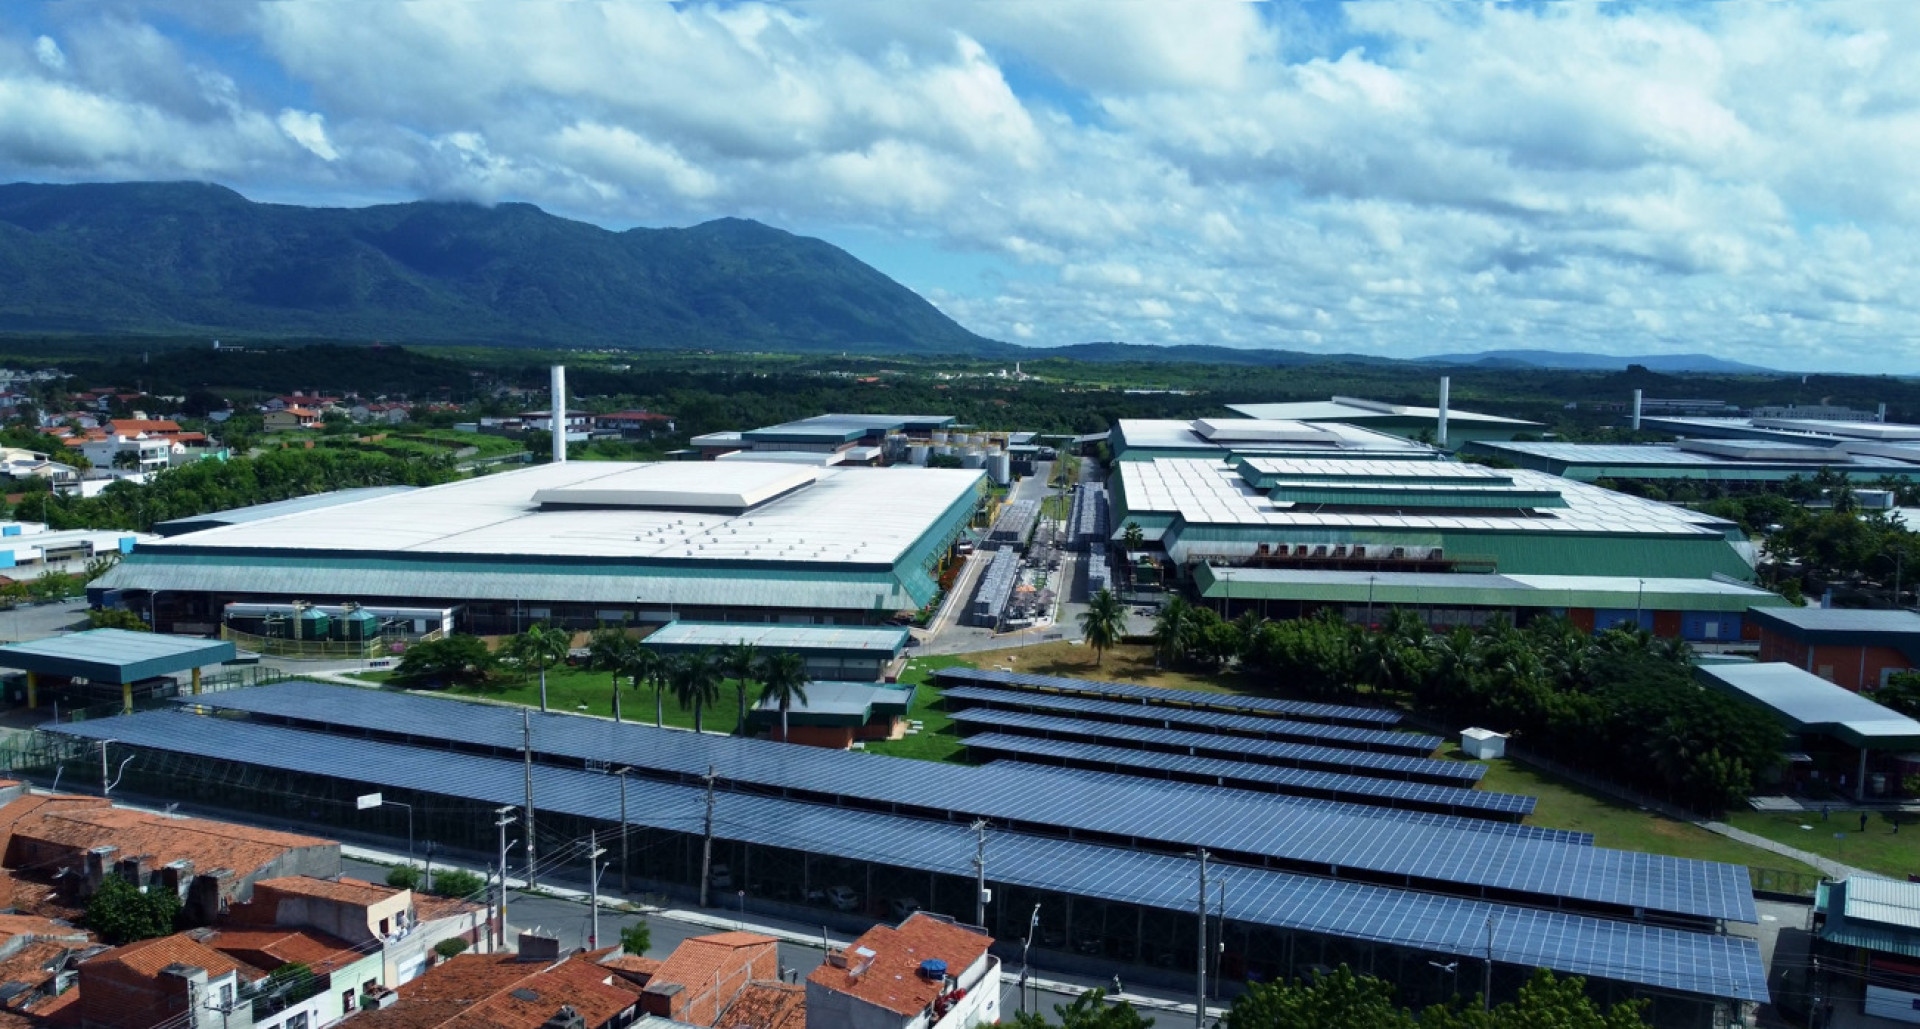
[1427,960,1459,1002]
[357,792,413,869]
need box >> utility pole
[615,767,631,896]
[587,829,606,949]
[522,711,537,889]
[971,819,990,929]
[1482,914,1495,1012]
[699,765,717,908]
[98,740,110,796]
[494,806,516,952]
[1211,878,1226,1002]
[1195,848,1208,1029]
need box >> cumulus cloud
[0,2,1917,369]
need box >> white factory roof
[150,460,983,566]
[1116,418,1435,455]
[1227,396,1540,426]
[1117,458,1729,536]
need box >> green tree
[86,607,151,632]
[620,918,652,956]
[434,937,469,959]
[756,650,811,742]
[385,865,422,889]
[1222,966,1415,1029]
[1151,595,1194,668]
[505,623,571,713]
[723,641,761,733]
[84,874,182,945]
[589,629,641,723]
[670,649,723,734]
[394,635,497,687]
[1078,588,1126,667]
[427,868,486,900]
[1009,988,1154,1029]
[1121,522,1145,551]
[1879,671,1920,719]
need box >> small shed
[1460,727,1508,760]
[0,629,235,713]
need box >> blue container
[919,959,948,981]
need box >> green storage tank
[296,607,331,641]
[335,608,379,641]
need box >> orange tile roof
[0,914,87,944]
[601,954,661,977]
[650,931,776,995]
[107,420,183,437]
[353,954,642,1029]
[720,980,806,1029]
[201,927,366,976]
[84,932,264,983]
[254,875,398,906]
[414,892,485,924]
[806,913,991,1018]
[0,794,333,883]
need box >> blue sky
[3,2,1918,371]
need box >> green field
[1723,808,1916,880]
[862,654,975,763]
[432,664,756,734]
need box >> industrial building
[1109,417,1442,463]
[1695,662,1920,801]
[1463,438,1920,487]
[691,413,1023,486]
[1749,607,1920,691]
[1226,393,1542,448]
[1110,456,1758,581]
[642,621,910,682]
[0,521,143,581]
[91,459,985,634]
[39,682,1768,1026]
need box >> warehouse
[1111,457,1757,581]
[1109,417,1441,463]
[1462,438,1920,487]
[1226,395,1543,448]
[91,460,984,634]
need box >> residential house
[201,926,383,1029]
[1751,607,1920,691]
[804,913,999,1029]
[228,875,488,985]
[74,933,263,1029]
[77,435,171,476]
[0,913,99,1025]
[264,408,322,432]
[344,951,643,1029]
[0,449,80,494]
[608,931,781,1026]
[0,793,340,923]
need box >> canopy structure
[1696,662,1920,800]
[0,628,235,712]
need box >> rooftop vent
[511,989,540,1002]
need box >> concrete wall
[1757,632,1916,691]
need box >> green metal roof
[1818,879,1920,959]
[745,680,917,728]
[1195,565,1784,612]
[0,629,235,684]
[1695,663,1920,750]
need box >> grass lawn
[1723,808,1917,880]
[1442,742,1821,875]
[863,653,976,763]
[988,640,1292,697]
[439,664,756,734]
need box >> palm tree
[757,651,811,742]
[588,629,637,723]
[1151,595,1193,668]
[1121,522,1145,551]
[722,642,760,734]
[671,649,723,734]
[1078,588,1126,668]
[507,623,571,713]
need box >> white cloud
[1,3,1920,369]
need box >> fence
[219,625,443,660]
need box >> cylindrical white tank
[961,448,986,469]
[988,453,1011,486]
[935,445,953,457]
[908,444,931,466]
[932,431,950,444]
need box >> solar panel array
[47,711,1768,1003]
[934,666,1400,726]
[948,707,1483,784]
[940,685,1438,755]
[175,683,1753,922]
[962,731,1537,820]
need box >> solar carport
[1697,662,1920,800]
[39,705,1768,1020]
[0,629,234,713]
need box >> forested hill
[0,181,998,354]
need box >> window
[379,917,390,936]
[342,988,355,1012]
[362,978,377,995]
[287,1014,310,1029]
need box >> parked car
[708,864,733,890]
[887,897,921,921]
[826,886,860,912]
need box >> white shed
[1460,727,1507,760]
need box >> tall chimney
[1436,377,1450,449]
[1878,402,1888,423]
[1631,388,1643,431]
[550,365,568,464]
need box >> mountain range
[0,182,1778,373]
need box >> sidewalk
[1696,821,1874,880]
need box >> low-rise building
[230,875,488,985]
[745,681,917,749]
[625,931,779,1026]
[805,913,998,1029]
[75,933,263,1029]
[1750,607,1920,691]
[348,951,643,1029]
[596,411,675,437]
[201,926,383,1029]
[264,408,322,432]
[1812,877,1920,1025]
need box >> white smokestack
[1436,377,1450,449]
[1879,402,1888,423]
[1631,388,1643,431]
[550,365,568,464]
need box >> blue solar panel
[172,683,1753,923]
[934,667,1401,726]
[949,706,1483,784]
[940,685,1439,755]
[47,711,1767,1003]
[963,731,1539,820]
